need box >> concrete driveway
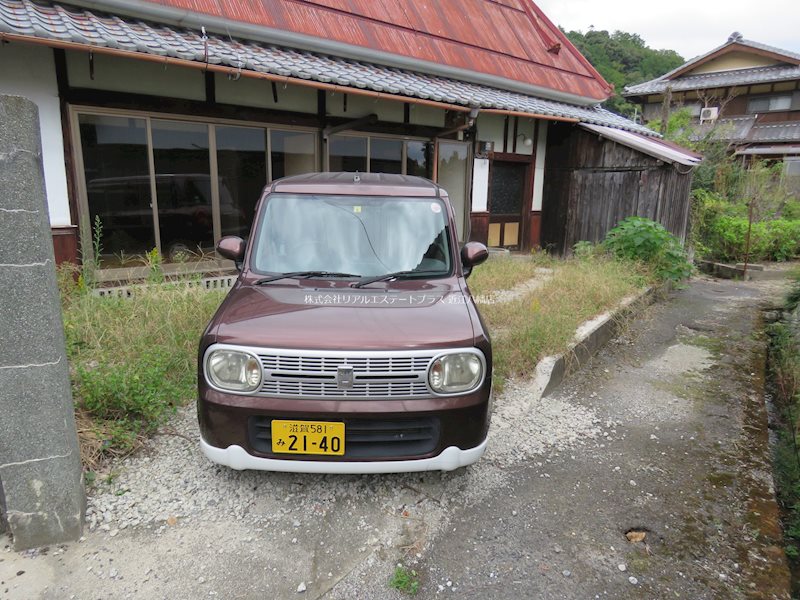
[0,276,791,599]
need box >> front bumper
[197,383,491,471]
[200,436,487,473]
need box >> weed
[766,295,800,571]
[603,217,693,282]
[389,565,420,596]
[61,273,225,465]
[481,256,649,392]
[468,253,553,298]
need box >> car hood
[211,280,476,350]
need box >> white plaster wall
[476,113,505,150]
[532,121,547,212]
[471,157,489,212]
[408,104,445,127]
[67,50,205,100]
[327,91,404,122]
[515,117,535,156]
[216,74,317,113]
[476,113,535,155]
[0,42,71,226]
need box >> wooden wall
[541,123,693,255]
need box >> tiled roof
[623,33,800,97]
[691,117,800,144]
[748,122,800,143]
[0,0,654,135]
[624,64,800,96]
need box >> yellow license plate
[271,420,345,456]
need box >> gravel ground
[82,370,604,534]
[1,349,609,599]
[1,276,790,599]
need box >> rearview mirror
[461,241,488,278]
[217,236,245,269]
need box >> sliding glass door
[216,125,267,240]
[78,114,153,263]
[75,110,317,265]
[151,120,214,260]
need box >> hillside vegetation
[562,28,684,117]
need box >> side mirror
[460,241,489,278]
[217,236,245,270]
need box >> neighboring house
[624,32,800,172]
[0,0,699,268]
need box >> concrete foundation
[0,94,84,550]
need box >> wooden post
[743,201,753,279]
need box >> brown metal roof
[136,0,612,102]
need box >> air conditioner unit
[700,107,719,123]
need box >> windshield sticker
[353,206,362,213]
[430,203,442,214]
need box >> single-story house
[0,0,699,269]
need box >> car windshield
[251,194,452,278]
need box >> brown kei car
[198,172,491,473]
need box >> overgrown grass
[767,279,800,569]
[60,269,224,467]
[62,249,653,468]
[468,252,553,298]
[478,256,650,390]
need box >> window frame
[747,94,793,114]
[70,105,320,264]
[324,132,431,176]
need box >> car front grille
[257,350,436,399]
[248,416,440,459]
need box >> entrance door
[488,160,529,248]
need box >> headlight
[206,349,262,392]
[428,351,484,394]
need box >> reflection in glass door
[151,120,213,261]
[370,138,403,174]
[216,125,267,240]
[436,140,470,241]
[76,111,320,266]
[271,130,316,180]
[78,114,153,264]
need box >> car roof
[269,172,444,197]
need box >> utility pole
[660,85,673,136]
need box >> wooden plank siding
[541,124,693,254]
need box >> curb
[534,284,664,399]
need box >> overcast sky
[536,0,800,61]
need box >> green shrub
[704,216,800,262]
[603,217,693,282]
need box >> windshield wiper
[254,271,361,285]
[351,270,444,288]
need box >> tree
[562,28,684,118]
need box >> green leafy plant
[572,240,597,259]
[389,565,420,596]
[603,217,693,282]
[142,248,165,284]
[77,215,104,292]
